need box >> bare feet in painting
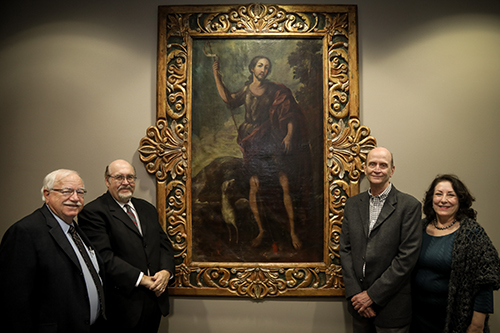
[251,231,265,247]
[291,232,302,250]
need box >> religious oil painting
[191,38,324,264]
[138,3,376,298]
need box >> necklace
[433,219,457,230]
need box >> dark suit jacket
[339,186,422,327]
[0,205,105,333]
[78,191,175,328]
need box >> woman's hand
[466,311,486,333]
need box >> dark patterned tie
[69,225,105,317]
[125,204,140,231]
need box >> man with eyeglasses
[78,159,174,332]
[0,169,106,332]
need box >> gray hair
[104,163,136,179]
[41,169,83,201]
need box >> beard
[117,185,134,201]
[255,73,267,81]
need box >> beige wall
[1,0,500,332]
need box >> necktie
[125,204,140,231]
[69,225,105,317]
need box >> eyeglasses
[108,174,137,183]
[50,188,87,198]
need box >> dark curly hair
[423,174,476,221]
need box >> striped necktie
[125,204,138,226]
[125,204,142,234]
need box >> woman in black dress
[411,174,500,332]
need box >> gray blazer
[339,186,422,327]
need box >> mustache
[119,185,133,191]
[64,201,82,207]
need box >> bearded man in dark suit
[79,159,175,332]
[0,169,106,333]
[340,147,422,333]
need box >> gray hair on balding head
[104,162,136,179]
[366,146,395,168]
[41,169,83,201]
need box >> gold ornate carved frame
[139,3,376,298]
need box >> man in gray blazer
[340,147,422,332]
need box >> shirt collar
[112,197,135,211]
[368,183,392,200]
[45,204,72,233]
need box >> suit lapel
[105,192,143,237]
[42,206,82,271]
[357,192,371,237]
[371,187,397,232]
